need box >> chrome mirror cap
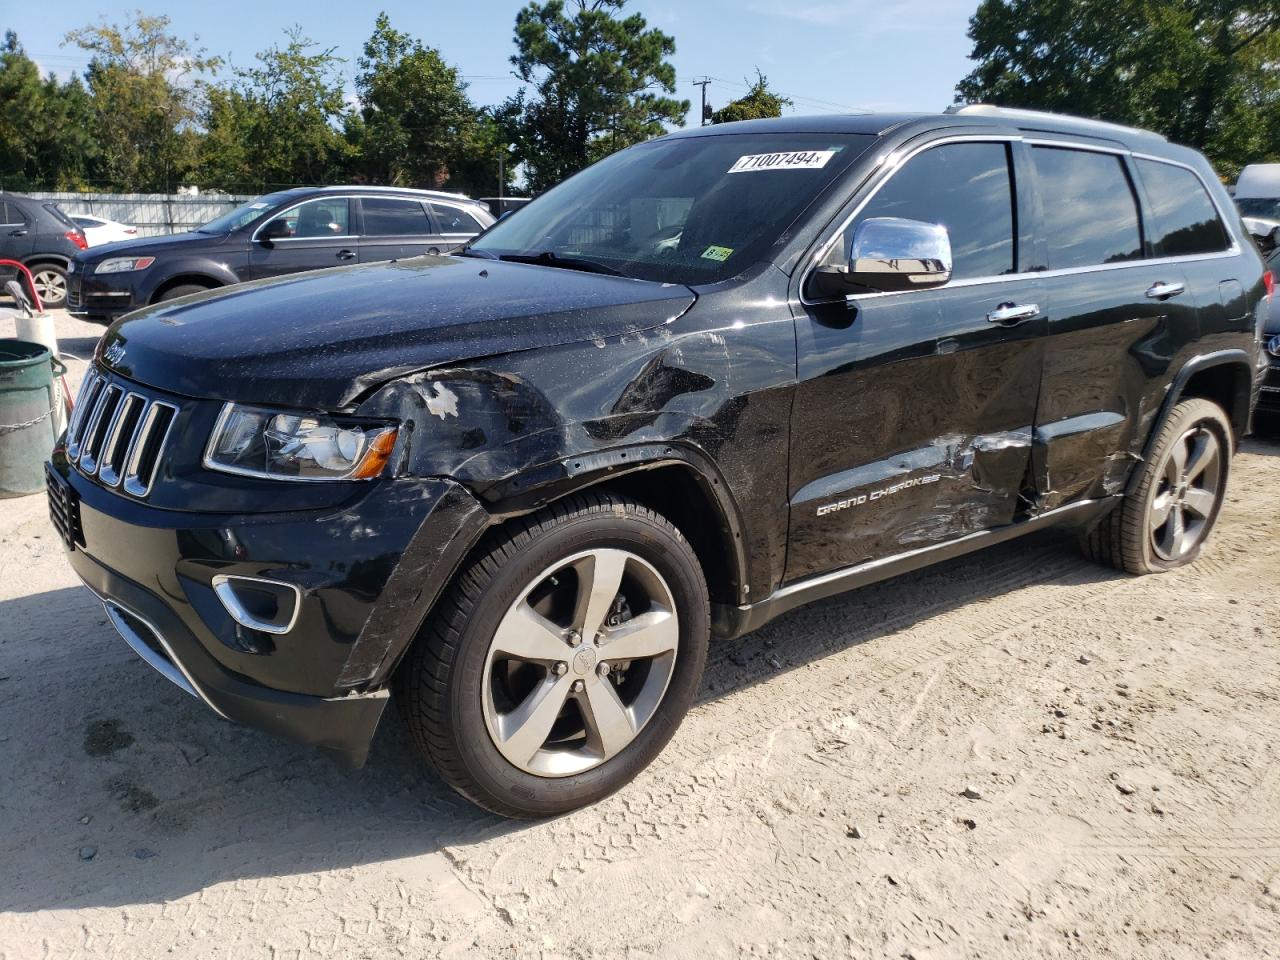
[848,217,953,292]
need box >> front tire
[1082,398,1232,574]
[156,283,212,303]
[397,492,710,818]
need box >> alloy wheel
[1148,424,1223,562]
[481,548,679,778]
[32,268,66,304]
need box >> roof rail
[314,184,476,201]
[946,104,1166,142]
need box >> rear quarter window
[1031,146,1143,269]
[1137,159,1231,257]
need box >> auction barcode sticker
[728,150,835,173]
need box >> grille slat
[70,370,179,499]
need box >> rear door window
[1137,159,1231,257]
[361,197,435,236]
[428,202,485,235]
[2,202,28,225]
[1031,146,1142,269]
[838,141,1017,281]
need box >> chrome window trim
[251,192,485,243]
[799,134,1241,307]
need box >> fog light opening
[211,575,302,635]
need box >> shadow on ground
[0,524,1121,914]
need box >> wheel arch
[150,273,224,302]
[480,445,750,610]
[1155,350,1255,450]
[22,254,70,270]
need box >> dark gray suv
[0,192,88,308]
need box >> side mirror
[1243,216,1280,254]
[258,218,292,242]
[811,217,953,298]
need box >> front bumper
[47,454,489,766]
[67,266,142,319]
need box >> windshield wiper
[497,251,623,277]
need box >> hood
[77,229,224,261]
[98,257,697,408]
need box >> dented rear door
[786,137,1044,581]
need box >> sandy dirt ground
[1,311,1278,959]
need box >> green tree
[64,12,221,191]
[956,0,1280,179]
[352,12,490,192]
[199,28,350,190]
[710,69,793,124]
[0,31,98,189]
[499,0,689,191]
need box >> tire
[29,264,68,308]
[1082,398,1232,574]
[156,283,212,303]
[397,491,710,818]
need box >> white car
[68,214,138,247]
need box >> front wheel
[1082,398,1233,574]
[397,492,710,818]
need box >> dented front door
[786,277,1045,582]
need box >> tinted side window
[428,202,485,235]
[1032,147,1141,268]
[362,197,434,236]
[1137,159,1230,257]
[264,198,351,239]
[845,142,1016,281]
[2,202,28,224]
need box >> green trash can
[0,338,64,498]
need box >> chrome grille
[67,370,178,497]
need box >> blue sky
[12,1,981,123]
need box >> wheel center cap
[572,646,598,677]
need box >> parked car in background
[1234,163,1280,221]
[49,107,1265,818]
[69,214,138,247]
[67,186,494,323]
[0,192,88,308]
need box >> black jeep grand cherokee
[48,107,1267,818]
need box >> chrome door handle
[1145,281,1185,300]
[987,302,1040,325]
[336,249,356,261]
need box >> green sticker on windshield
[701,245,733,262]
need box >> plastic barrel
[0,339,60,497]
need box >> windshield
[197,192,297,234]
[470,132,875,284]
[1236,197,1280,220]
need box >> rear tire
[30,264,68,308]
[1082,398,1232,574]
[397,492,710,819]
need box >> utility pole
[693,77,711,126]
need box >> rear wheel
[30,264,67,308]
[1082,398,1232,574]
[397,492,710,818]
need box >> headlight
[95,256,155,274]
[204,403,399,481]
